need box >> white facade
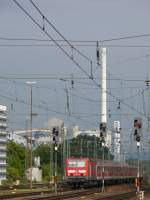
[113,121,121,161]
[7,132,26,146]
[73,128,99,138]
[0,105,7,184]
[100,48,107,124]
[72,126,81,138]
[27,167,42,182]
[105,131,112,150]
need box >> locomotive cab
[65,158,89,187]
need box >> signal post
[133,117,142,195]
[52,127,59,194]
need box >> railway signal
[52,126,60,144]
[133,117,142,142]
[100,122,106,141]
[52,126,60,194]
[96,41,100,65]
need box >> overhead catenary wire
[28,0,93,63]
[0,44,150,48]
[0,91,97,127]
[1,32,150,43]
[0,74,147,82]
[1,78,143,106]
[11,0,149,120]
[1,43,150,48]
[12,0,100,87]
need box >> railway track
[0,183,50,190]
[33,189,149,200]
[0,189,137,200]
[0,190,51,200]
[0,189,93,200]
[95,191,136,200]
[0,186,149,200]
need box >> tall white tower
[99,48,107,139]
[101,48,107,125]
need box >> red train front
[65,157,140,188]
[66,157,96,187]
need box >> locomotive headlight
[78,170,86,173]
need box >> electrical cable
[29,0,96,63]
[12,0,99,87]
[1,34,150,43]
[0,91,97,127]
[1,43,150,48]
[11,0,149,120]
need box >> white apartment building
[0,105,7,184]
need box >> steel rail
[1,187,150,200]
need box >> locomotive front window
[68,160,86,167]
[68,161,77,167]
[77,161,85,167]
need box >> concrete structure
[113,121,122,161]
[100,48,107,125]
[105,130,112,150]
[72,126,81,138]
[8,130,51,147]
[27,167,42,182]
[0,105,7,184]
[79,129,100,138]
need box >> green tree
[42,163,50,181]
[7,141,26,182]
[33,144,62,180]
[33,144,50,165]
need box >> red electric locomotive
[65,157,140,188]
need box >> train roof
[66,157,136,167]
[66,157,90,161]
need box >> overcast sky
[0,0,150,156]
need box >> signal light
[133,118,142,143]
[134,129,138,136]
[52,126,59,144]
[96,41,100,65]
[100,122,106,140]
[136,136,141,142]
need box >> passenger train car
[65,157,141,188]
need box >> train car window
[97,166,101,174]
[113,167,115,174]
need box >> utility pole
[102,141,105,193]
[80,139,83,156]
[62,126,67,180]
[50,136,53,186]
[65,89,70,159]
[54,145,58,194]
[137,142,140,193]
[25,118,29,181]
[26,81,36,190]
[149,141,150,176]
